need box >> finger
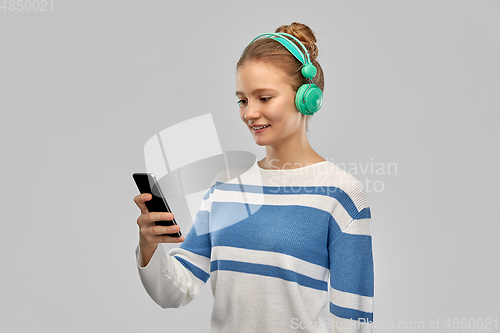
[148,212,174,224]
[174,236,185,243]
[134,193,152,214]
[151,224,180,236]
[158,234,185,244]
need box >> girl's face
[236,61,305,147]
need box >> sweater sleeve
[135,184,214,308]
[328,183,374,333]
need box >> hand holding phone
[133,173,182,237]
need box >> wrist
[139,241,158,252]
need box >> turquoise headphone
[248,32,323,115]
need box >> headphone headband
[249,32,312,66]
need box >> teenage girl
[134,22,374,333]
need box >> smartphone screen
[133,173,181,237]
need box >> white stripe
[212,246,329,282]
[214,187,261,204]
[330,199,355,230]
[210,270,329,332]
[330,287,373,313]
[223,160,368,212]
[199,199,211,212]
[343,218,371,236]
[217,190,331,210]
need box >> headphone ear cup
[295,84,323,115]
[301,64,317,79]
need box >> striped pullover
[136,160,374,332]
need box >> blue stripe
[330,302,373,322]
[174,256,210,282]
[356,207,371,219]
[180,212,211,258]
[210,260,328,291]
[214,182,362,219]
[210,204,330,268]
[329,233,374,297]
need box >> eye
[260,97,271,102]
[237,99,247,107]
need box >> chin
[252,137,270,146]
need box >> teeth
[253,125,269,130]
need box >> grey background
[1,0,498,332]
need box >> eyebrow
[235,88,278,97]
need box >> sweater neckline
[254,159,330,172]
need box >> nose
[244,99,260,121]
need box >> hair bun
[275,22,318,60]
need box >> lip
[251,124,271,133]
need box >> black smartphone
[133,173,181,237]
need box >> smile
[253,125,270,130]
[252,124,271,132]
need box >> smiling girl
[134,22,374,333]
